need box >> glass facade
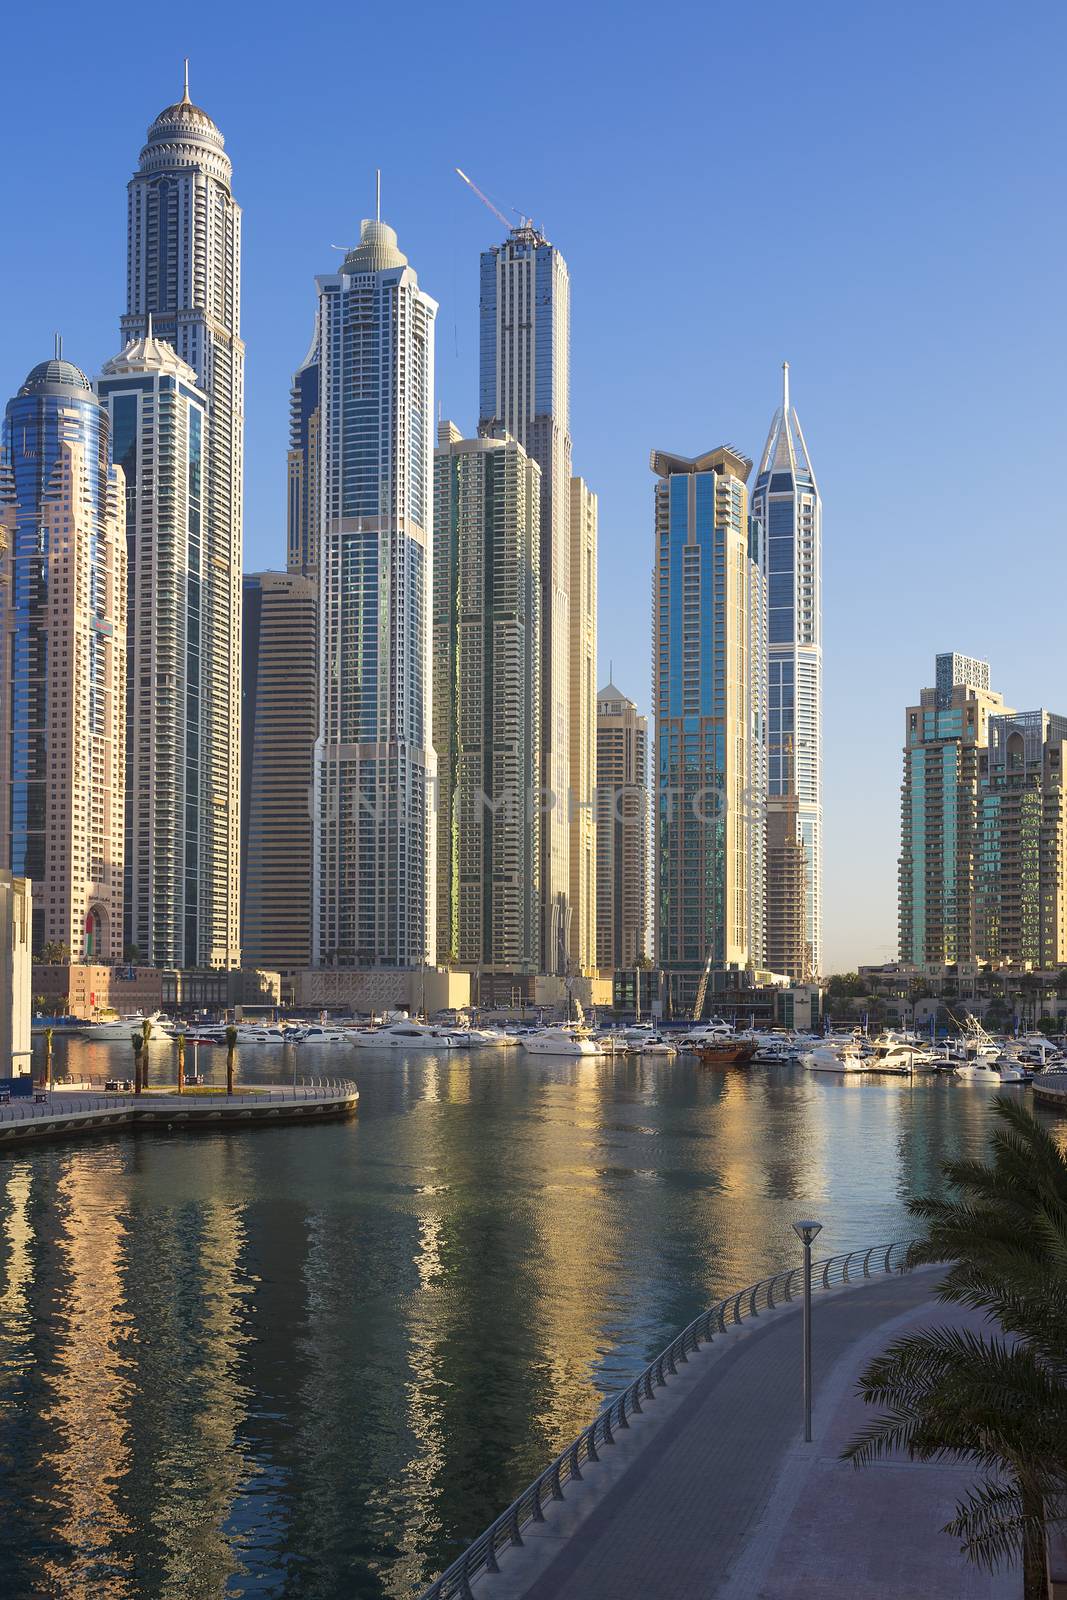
[750,371,821,978]
[313,221,437,968]
[652,448,765,978]
[97,342,207,969]
[0,361,125,958]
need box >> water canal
[0,1036,1042,1598]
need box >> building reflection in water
[0,1037,1037,1600]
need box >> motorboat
[295,1025,351,1044]
[365,1022,461,1050]
[624,1032,676,1056]
[80,1011,174,1042]
[751,1035,797,1064]
[955,1055,1028,1084]
[800,1040,869,1074]
[521,1027,602,1057]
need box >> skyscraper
[977,709,1067,968]
[241,571,317,971]
[899,653,1008,964]
[595,682,649,972]
[312,217,437,968]
[651,446,766,1001]
[480,224,572,973]
[123,71,243,968]
[96,327,207,968]
[287,328,320,577]
[750,364,821,978]
[432,422,541,976]
[0,358,126,960]
[568,477,597,972]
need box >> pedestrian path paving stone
[474,1267,1017,1599]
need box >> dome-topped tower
[137,62,230,183]
[19,358,94,398]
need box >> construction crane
[455,167,517,231]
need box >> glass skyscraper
[479,225,573,973]
[899,653,1007,964]
[432,422,541,976]
[123,73,243,968]
[287,328,320,577]
[651,445,766,1001]
[0,358,126,959]
[312,218,437,968]
[97,328,206,968]
[750,365,821,979]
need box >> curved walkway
[0,1083,359,1147]
[471,1268,1016,1599]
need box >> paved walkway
[0,1084,359,1146]
[473,1268,1017,1599]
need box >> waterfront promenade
[444,1265,1016,1600]
[0,1081,358,1146]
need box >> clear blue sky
[3,0,1064,970]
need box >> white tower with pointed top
[122,71,243,968]
[751,365,822,979]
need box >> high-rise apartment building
[287,329,320,577]
[312,218,437,968]
[595,683,648,972]
[899,653,1008,964]
[122,73,243,967]
[0,359,126,960]
[750,365,821,978]
[977,710,1067,968]
[96,328,207,967]
[651,446,766,996]
[568,477,597,971]
[480,224,572,973]
[432,423,541,975]
[241,571,317,970]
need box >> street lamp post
[792,1219,823,1442]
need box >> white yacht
[625,1032,676,1056]
[81,1011,173,1042]
[955,1055,1028,1084]
[294,1025,351,1044]
[521,1027,602,1058]
[752,1035,797,1064]
[365,1021,460,1050]
[800,1039,869,1074]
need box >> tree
[123,944,141,964]
[635,952,653,970]
[844,1098,1067,1598]
[225,1026,238,1096]
[827,972,865,999]
[38,942,70,966]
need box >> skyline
[2,0,1065,970]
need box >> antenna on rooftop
[376,169,381,224]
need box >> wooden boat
[694,1038,758,1068]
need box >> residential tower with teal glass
[898,652,1008,964]
[651,445,766,1009]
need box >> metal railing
[0,1080,359,1124]
[420,1240,912,1600]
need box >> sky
[2,0,1065,971]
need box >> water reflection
[0,1035,1041,1597]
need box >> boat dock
[0,1081,358,1148]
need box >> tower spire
[182,58,190,104]
[782,359,790,415]
[376,168,381,224]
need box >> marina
[1,1031,1062,1598]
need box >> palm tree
[844,1097,1067,1598]
[131,1033,144,1095]
[225,1026,238,1096]
[42,1026,53,1091]
[176,1032,185,1095]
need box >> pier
[423,1246,1015,1600]
[0,1081,358,1147]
